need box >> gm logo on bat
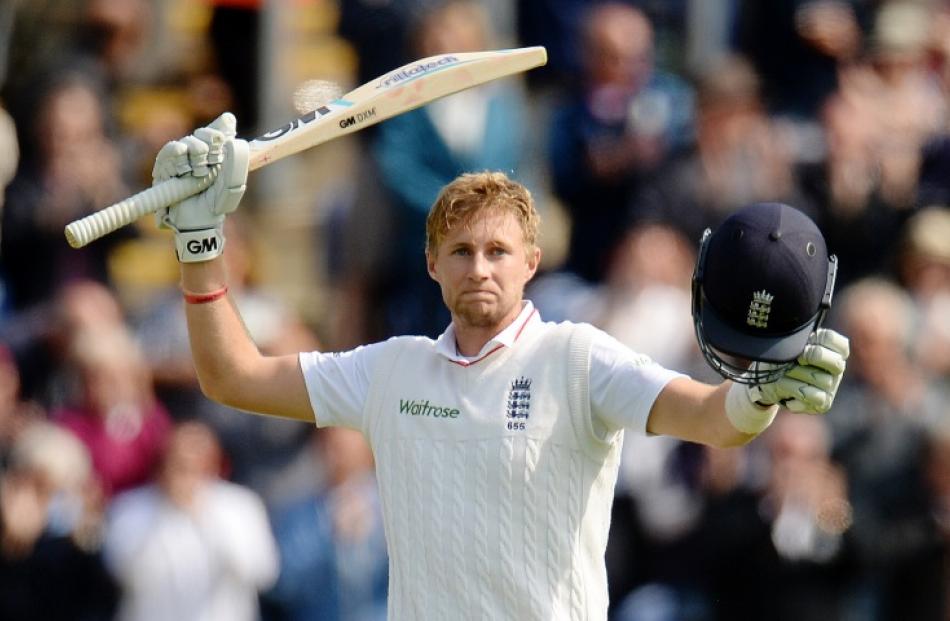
[339,108,377,129]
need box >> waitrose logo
[399,399,460,419]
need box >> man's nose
[469,252,490,279]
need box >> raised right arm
[155,113,314,422]
[180,258,314,422]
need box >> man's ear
[525,246,541,282]
[426,249,439,282]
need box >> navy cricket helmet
[691,202,838,384]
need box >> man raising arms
[157,113,848,620]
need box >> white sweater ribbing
[362,322,621,621]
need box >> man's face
[586,7,653,90]
[427,210,540,331]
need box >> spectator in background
[1,0,208,193]
[0,346,30,466]
[76,0,153,89]
[367,0,530,338]
[340,0,515,89]
[515,0,592,88]
[1,69,130,312]
[52,323,172,499]
[338,0,418,89]
[265,427,388,621]
[585,223,699,374]
[799,1,946,287]
[0,420,118,621]
[0,98,16,319]
[799,84,905,286]
[753,414,853,621]
[923,417,950,620]
[0,101,17,230]
[75,0,203,186]
[683,0,739,78]
[103,420,279,621]
[919,133,950,208]
[895,206,950,379]
[208,0,262,133]
[1,0,153,103]
[610,413,856,621]
[735,0,866,121]
[918,3,950,206]
[610,413,854,621]
[529,221,702,369]
[548,2,693,283]
[632,53,804,246]
[2,279,126,415]
[828,277,950,620]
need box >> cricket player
[156,114,849,620]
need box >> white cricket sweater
[363,321,619,621]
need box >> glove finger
[153,141,188,181]
[797,384,833,413]
[206,112,237,140]
[151,142,174,181]
[781,398,831,414]
[182,135,211,177]
[798,342,846,375]
[779,398,810,413]
[775,377,832,413]
[784,364,835,391]
[810,328,851,359]
[211,139,249,216]
[194,127,226,165]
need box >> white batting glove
[153,112,249,262]
[748,328,851,414]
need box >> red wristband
[182,286,229,304]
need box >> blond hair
[425,171,540,256]
[10,421,92,491]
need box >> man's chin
[454,301,501,329]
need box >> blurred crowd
[1,0,950,620]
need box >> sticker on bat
[253,106,332,142]
[376,56,460,90]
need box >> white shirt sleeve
[196,483,280,590]
[589,329,686,437]
[298,342,386,430]
[102,488,160,582]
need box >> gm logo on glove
[187,237,219,254]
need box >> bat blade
[246,46,546,171]
[64,46,547,249]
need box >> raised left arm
[647,328,850,447]
[646,379,756,448]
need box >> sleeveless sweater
[362,321,621,620]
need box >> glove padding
[153,112,249,262]
[748,329,850,414]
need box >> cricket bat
[65,46,547,248]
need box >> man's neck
[453,305,524,357]
[454,326,499,358]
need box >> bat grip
[64,172,216,248]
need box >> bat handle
[64,172,216,248]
